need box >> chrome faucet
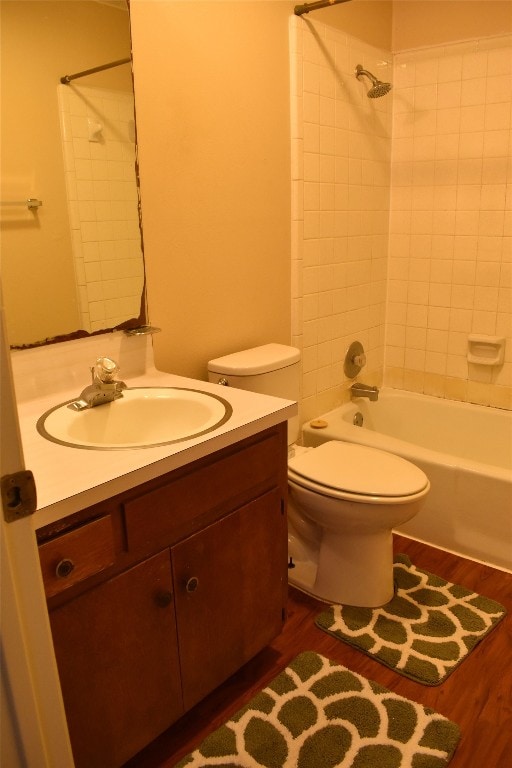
[68,357,127,410]
[350,382,379,401]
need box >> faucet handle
[352,352,367,368]
[344,341,367,378]
[94,357,119,383]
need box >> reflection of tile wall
[387,35,511,409]
[58,85,143,333]
[290,17,393,423]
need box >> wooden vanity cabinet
[174,488,285,711]
[37,424,288,768]
[49,550,183,768]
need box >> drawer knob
[185,576,199,593]
[55,558,75,579]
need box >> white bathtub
[302,388,512,572]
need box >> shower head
[355,64,392,98]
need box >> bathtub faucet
[350,382,379,401]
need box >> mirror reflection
[0,0,145,348]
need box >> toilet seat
[288,441,429,504]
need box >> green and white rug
[176,651,460,767]
[316,554,506,686]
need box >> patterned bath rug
[315,554,506,686]
[175,650,460,768]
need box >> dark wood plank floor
[125,535,512,768]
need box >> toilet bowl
[207,344,430,608]
[287,441,429,606]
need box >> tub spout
[350,382,379,401]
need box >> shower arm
[294,0,351,17]
[356,65,378,85]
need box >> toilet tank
[207,344,300,444]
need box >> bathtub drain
[353,411,364,427]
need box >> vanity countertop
[17,368,296,530]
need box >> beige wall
[314,0,393,49]
[128,0,511,405]
[321,0,512,53]
[0,0,132,347]
[393,1,512,50]
[130,0,294,380]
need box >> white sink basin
[37,387,232,449]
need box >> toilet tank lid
[208,344,300,376]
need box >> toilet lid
[288,441,428,497]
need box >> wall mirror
[0,0,145,349]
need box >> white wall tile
[293,24,511,414]
[58,84,143,332]
[388,36,511,405]
[291,20,392,414]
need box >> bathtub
[302,388,512,572]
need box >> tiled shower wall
[387,35,511,409]
[290,16,393,423]
[58,84,144,333]
[291,18,511,420]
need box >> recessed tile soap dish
[467,335,505,366]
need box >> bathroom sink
[37,387,232,449]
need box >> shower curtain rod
[294,0,351,16]
[60,57,131,84]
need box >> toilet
[207,344,430,608]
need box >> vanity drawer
[124,430,283,552]
[39,515,115,599]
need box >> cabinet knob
[55,558,75,579]
[155,590,173,608]
[185,576,199,593]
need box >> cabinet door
[173,488,287,710]
[49,551,183,768]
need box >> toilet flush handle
[217,377,229,386]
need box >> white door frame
[1,286,74,767]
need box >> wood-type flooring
[125,535,512,768]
